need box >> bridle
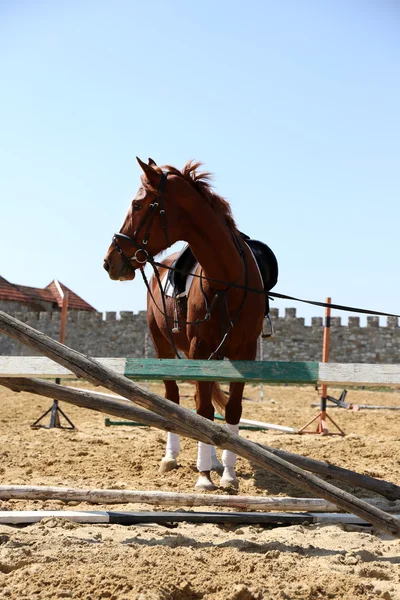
[110,171,249,359]
[112,172,170,269]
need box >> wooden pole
[1,484,399,513]
[0,311,400,536]
[2,376,400,501]
[2,377,182,433]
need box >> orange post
[299,297,345,436]
[59,290,69,345]
[52,290,69,426]
[31,287,75,429]
[318,298,331,434]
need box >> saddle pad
[160,246,262,299]
[244,242,264,289]
[161,262,199,298]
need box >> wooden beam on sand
[2,377,400,502]
[0,311,400,537]
[1,485,400,513]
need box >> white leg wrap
[196,442,212,472]
[222,423,239,468]
[165,432,180,458]
[210,445,223,473]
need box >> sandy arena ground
[0,380,400,599]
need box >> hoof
[211,456,224,475]
[159,456,178,473]
[195,472,216,491]
[220,467,238,489]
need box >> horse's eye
[134,203,142,211]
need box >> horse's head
[103,157,181,281]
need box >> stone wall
[0,310,151,358]
[0,300,55,314]
[262,308,400,363]
[1,307,399,363]
[0,301,31,314]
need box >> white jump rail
[1,356,400,387]
[1,509,399,526]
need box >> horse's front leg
[194,380,217,490]
[220,381,244,489]
[159,380,181,473]
[220,339,258,488]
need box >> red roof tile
[0,276,97,312]
[0,276,31,303]
[16,285,55,304]
[45,280,96,312]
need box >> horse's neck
[185,221,243,287]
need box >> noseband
[112,172,170,270]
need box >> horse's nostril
[103,259,110,272]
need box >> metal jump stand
[299,297,345,436]
[31,287,75,430]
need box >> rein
[112,173,250,359]
[152,260,400,319]
[111,172,400,357]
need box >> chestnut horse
[103,158,265,490]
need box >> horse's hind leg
[210,444,223,474]
[220,342,257,488]
[159,379,181,473]
[220,381,244,488]
[194,380,217,491]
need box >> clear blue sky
[1,1,399,324]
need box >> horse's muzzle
[103,257,135,281]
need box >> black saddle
[168,232,278,316]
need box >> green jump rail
[124,359,319,383]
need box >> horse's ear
[136,157,159,184]
[148,157,157,166]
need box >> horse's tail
[211,382,228,416]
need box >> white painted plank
[238,418,298,433]
[0,510,110,524]
[2,356,400,387]
[319,363,400,387]
[0,357,126,378]
[311,512,400,524]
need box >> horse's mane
[148,161,237,231]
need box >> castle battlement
[1,307,399,363]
